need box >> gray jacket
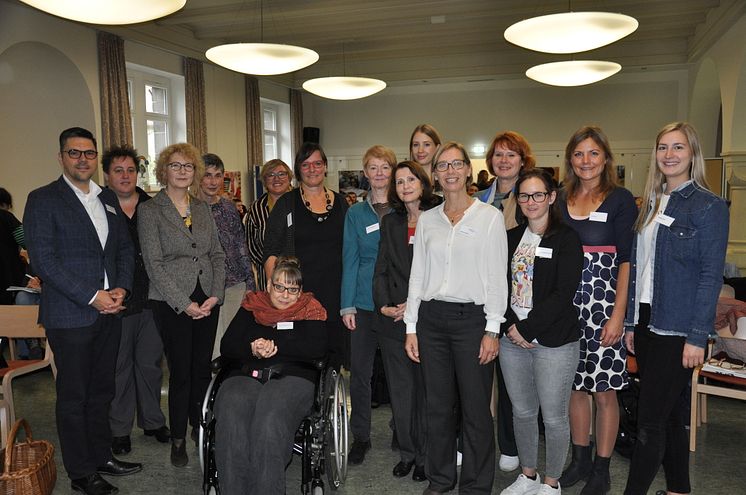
[138,190,226,313]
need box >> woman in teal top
[341,145,395,466]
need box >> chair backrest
[0,306,44,339]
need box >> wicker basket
[0,419,56,495]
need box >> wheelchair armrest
[210,356,225,372]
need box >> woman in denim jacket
[623,122,729,495]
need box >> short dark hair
[294,142,328,180]
[202,153,225,172]
[387,160,439,213]
[0,187,12,210]
[59,127,96,152]
[102,145,139,173]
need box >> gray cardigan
[138,190,226,313]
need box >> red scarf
[241,291,327,327]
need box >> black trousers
[153,284,218,439]
[496,354,518,457]
[417,300,495,494]
[624,304,692,494]
[46,315,121,479]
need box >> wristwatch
[484,331,498,340]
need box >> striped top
[246,193,270,290]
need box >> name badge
[655,214,675,227]
[589,211,608,223]
[408,235,415,245]
[535,246,553,259]
[286,212,293,227]
[105,204,116,215]
[365,223,380,234]
[458,225,476,237]
[277,321,294,330]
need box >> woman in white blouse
[404,141,508,495]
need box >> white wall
[304,69,689,197]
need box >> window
[260,98,291,166]
[126,63,186,190]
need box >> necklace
[300,186,333,222]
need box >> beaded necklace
[300,186,333,223]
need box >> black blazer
[501,223,583,347]
[24,176,134,329]
[372,211,412,341]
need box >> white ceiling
[103,0,745,87]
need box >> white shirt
[638,193,670,304]
[404,200,508,334]
[62,174,110,299]
[510,228,541,321]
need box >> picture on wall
[223,171,242,200]
[339,170,368,204]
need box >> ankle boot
[558,443,593,487]
[580,455,611,495]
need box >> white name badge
[365,223,380,234]
[655,214,675,227]
[105,204,116,215]
[277,321,294,330]
[408,235,415,245]
[589,211,608,223]
[535,246,553,259]
[286,212,293,227]
[458,225,476,237]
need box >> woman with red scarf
[213,257,328,495]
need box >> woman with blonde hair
[409,124,442,175]
[558,127,637,494]
[138,142,226,466]
[623,123,728,495]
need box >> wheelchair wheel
[323,367,348,490]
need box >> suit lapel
[155,190,195,239]
[55,177,102,250]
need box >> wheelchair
[199,357,349,494]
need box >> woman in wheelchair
[213,256,328,495]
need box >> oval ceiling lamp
[303,77,386,100]
[526,60,622,87]
[206,43,319,76]
[504,12,638,54]
[18,0,186,25]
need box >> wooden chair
[0,305,56,447]
[690,335,746,451]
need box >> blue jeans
[499,337,578,479]
[214,374,314,495]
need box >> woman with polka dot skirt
[557,126,637,495]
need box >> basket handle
[4,418,33,474]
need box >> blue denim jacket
[624,181,729,348]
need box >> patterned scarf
[241,290,327,327]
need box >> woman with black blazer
[499,169,583,495]
[373,160,439,481]
[138,143,225,467]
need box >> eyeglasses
[63,149,98,160]
[167,162,195,172]
[266,171,289,179]
[301,160,325,170]
[272,282,301,295]
[434,160,468,172]
[516,191,549,203]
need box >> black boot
[559,443,593,487]
[580,455,611,495]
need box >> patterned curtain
[184,57,208,153]
[97,32,132,151]
[290,88,303,158]
[245,75,263,202]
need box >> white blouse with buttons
[404,200,509,334]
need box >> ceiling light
[526,61,621,87]
[505,12,638,54]
[206,43,319,76]
[18,0,185,25]
[302,77,386,100]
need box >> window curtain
[184,57,208,153]
[245,75,263,202]
[290,88,304,158]
[97,32,132,151]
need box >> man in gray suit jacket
[24,127,142,495]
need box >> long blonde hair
[634,122,710,232]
